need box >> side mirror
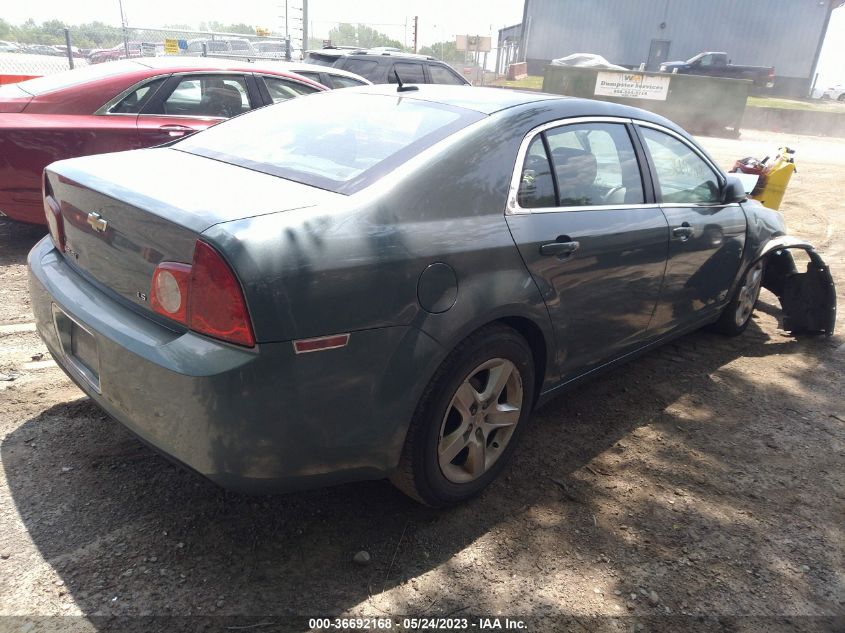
[722,175,747,204]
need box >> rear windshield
[304,53,341,67]
[11,60,144,96]
[175,92,483,194]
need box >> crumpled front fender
[754,236,836,336]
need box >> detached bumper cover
[27,237,441,492]
[759,237,836,336]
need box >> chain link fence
[0,52,87,84]
[0,26,295,84]
[88,27,294,64]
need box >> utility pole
[285,0,290,60]
[413,15,418,53]
[302,0,308,52]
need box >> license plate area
[52,304,101,393]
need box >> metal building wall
[523,0,831,90]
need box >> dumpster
[542,65,750,136]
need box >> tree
[419,40,464,64]
[326,23,404,50]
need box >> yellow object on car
[731,147,796,210]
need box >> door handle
[540,239,580,257]
[158,124,193,137]
[672,223,693,240]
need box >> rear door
[135,72,259,146]
[388,62,426,85]
[505,118,669,379]
[635,123,746,334]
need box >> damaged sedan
[28,85,835,506]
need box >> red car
[0,57,325,226]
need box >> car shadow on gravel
[3,316,843,630]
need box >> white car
[272,61,372,89]
[0,40,20,53]
[822,83,844,101]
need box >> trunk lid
[0,83,34,113]
[46,147,340,315]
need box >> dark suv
[304,48,470,86]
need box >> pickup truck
[660,52,774,90]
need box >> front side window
[176,92,483,194]
[545,122,644,207]
[640,127,721,204]
[263,77,319,103]
[150,75,251,118]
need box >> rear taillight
[189,241,255,347]
[150,241,255,347]
[43,183,65,252]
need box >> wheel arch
[497,315,549,407]
[751,236,836,336]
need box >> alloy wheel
[437,358,524,484]
[735,260,764,327]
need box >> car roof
[308,48,437,62]
[270,61,373,84]
[136,56,313,75]
[348,84,686,132]
[351,83,561,114]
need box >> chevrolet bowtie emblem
[87,212,108,233]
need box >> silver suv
[304,48,469,85]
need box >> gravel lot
[0,130,843,633]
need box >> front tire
[713,259,765,336]
[390,324,535,506]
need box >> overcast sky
[5,1,844,83]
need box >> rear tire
[712,259,765,336]
[390,324,535,507]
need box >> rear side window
[330,75,366,88]
[639,127,721,204]
[150,75,251,118]
[545,123,644,206]
[176,92,484,194]
[263,77,319,103]
[429,64,466,85]
[108,78,166,114]
[517,122,644,209]
[342,59,379,78]
[517,137,556,209]
[389,62,425,84]
[296,71,323,84]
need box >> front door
[635,124,747,334]
[505,120,669,379]
[647,40,671,71]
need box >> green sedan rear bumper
[27,237,443,493]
